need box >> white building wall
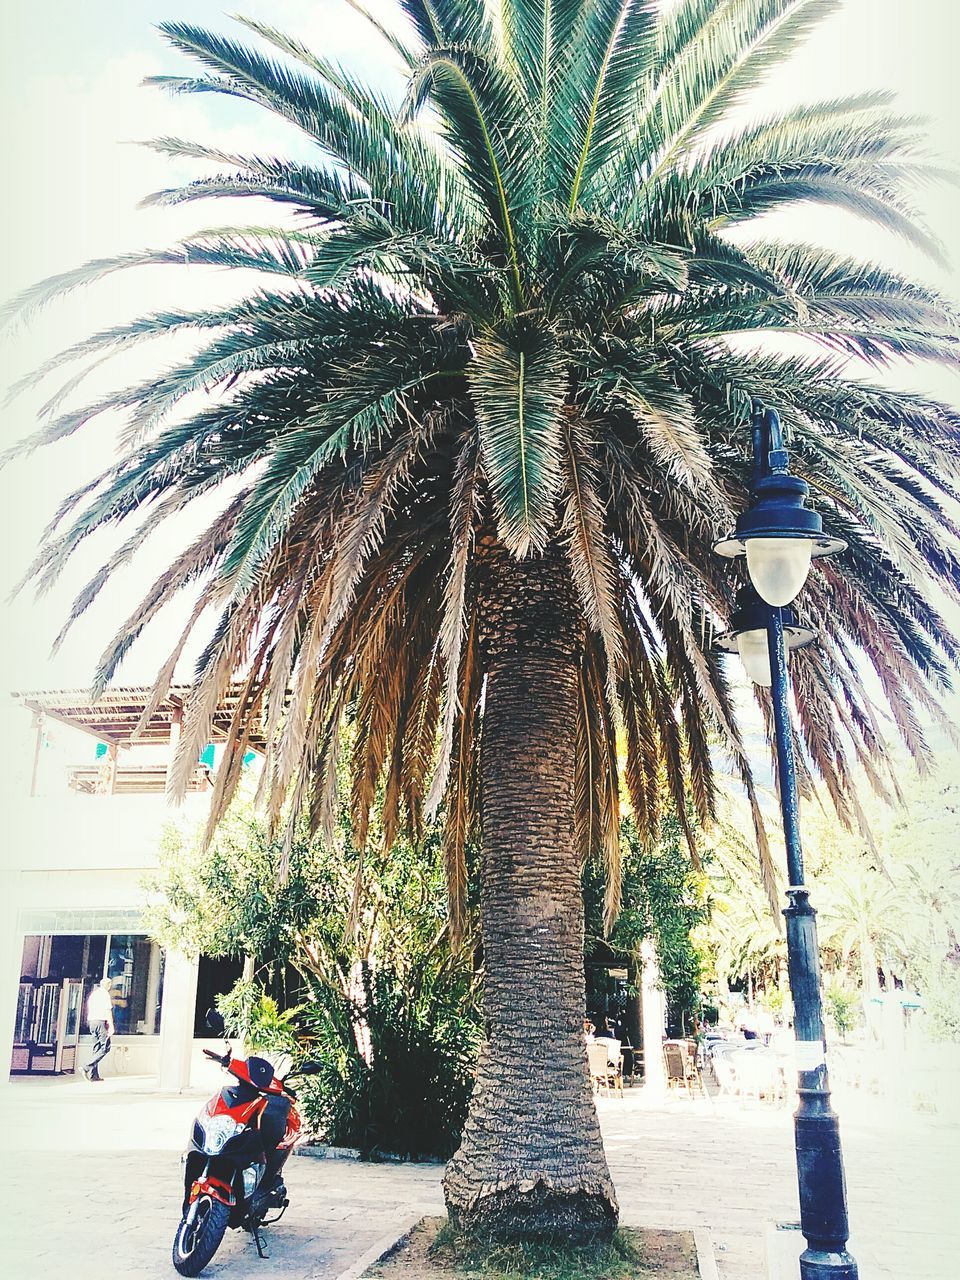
[1,789,209,1087]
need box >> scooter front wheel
[172,1193,230,1276]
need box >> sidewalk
[600,1087,959,1280]
[2,1076,956,1280]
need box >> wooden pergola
[12,685,267,796]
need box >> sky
[1,0,959,764]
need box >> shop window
[106,935,164,1035]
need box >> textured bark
[443,543,618,1244]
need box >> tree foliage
[584,811,709,1024]
[702,749,960,1041]
[148,792,482,1155]
[145,806,332,966]
[297,956,480,1160]
[7,0,960,930]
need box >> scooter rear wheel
[172,1193,230,1276]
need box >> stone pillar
[158,948,199,1093]
[640,936,666,1100]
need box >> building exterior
[1,687,260,1090]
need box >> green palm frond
[470,322,567,554]
[4,0,960,932]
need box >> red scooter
[172,1009,321,1276]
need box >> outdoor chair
[710,1049,739,1098]
[596,1035,621,1065]
[727,1046,786,1105]
[588,1041,624,1097]
[663,1039,706,1098]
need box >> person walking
[83,977,114,1081]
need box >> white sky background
[0,0,959,769]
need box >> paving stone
[2,1077,956,1279]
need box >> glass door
[10,984,35,1072]
[29,981,62,1072]
[54,980,83,1074]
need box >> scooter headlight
[197,1114,244,1154]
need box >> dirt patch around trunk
[363,1216,699,1280]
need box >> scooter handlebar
[202,1047,230,1065]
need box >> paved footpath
[2,1076,957,1280]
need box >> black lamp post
[715,400,858,1280]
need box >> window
[106,935,164,1035]
[17,932,164,1037]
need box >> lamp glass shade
[745,536,813,606]
[735,628,773,686]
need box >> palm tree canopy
[5,0,960,926]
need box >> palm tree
[707,818,786,997]
[822,860,907,998]
[5,0,960,1243]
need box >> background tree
[149,794,482,1159]
[702,748,960,1042]
[147,790,457,995]
[584,811,708,1037]
[7,0,960,1243]
[702,810,787,1006]
[820,861,906,1000]
[146,804,332,980]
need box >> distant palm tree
[6,0,960,1243]
[706,816,786,994]
[822,861,906,997]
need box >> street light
[714,402,845,606]
[714,585,815,687]
[714,401,858,1280]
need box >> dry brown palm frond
[316,415,439,662]
[444,613,479,948]
[606,446,752,767]
[614,581,698,859]
[316,686,350,849]
[279,679,336,883]
[739,763,781,920]
[620,668,659,842]
[131,589,211,741]
[168,587,264,801]
[202,623,275,845]
[382,612,438,849]
[271,576,333,824]
[426,430,479,818]
[812,646,896,809]
[790,659,857,832]
[574,658,601,864]
[401,640,443,838]
[351,601,414,849]
[582,636,623,932]
[261,546,322,748]
[93,495,244,697]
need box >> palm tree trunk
[860,934,880,998]
[443,543,618,1244]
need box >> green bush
[917,960,960,1044]
[823,979,859,1041]
[762,987,785,1020]
[217,979,301,1054]
[297,955,480,1160]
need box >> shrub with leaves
[217,979,302,1055]
[823,979,859,1042]
[298,954,480,1160]
[915,957,960,1045]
